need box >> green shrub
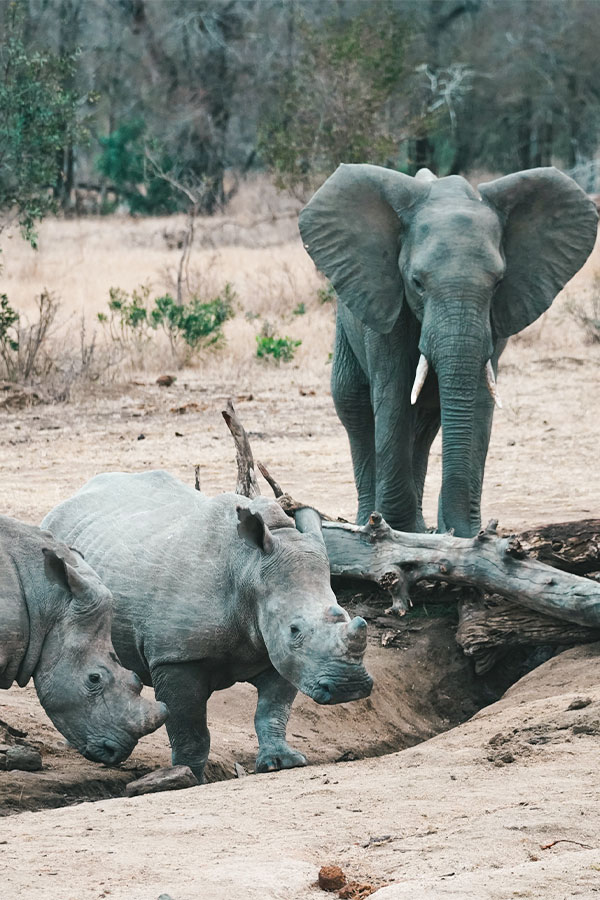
[98,283,236,364]
[96,120,179,215]
[317,282,336,304]
[256,333,301,363]
[293,302,306,316]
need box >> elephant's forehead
[413,198,502,242]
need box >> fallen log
[456,594,600,674]
[519,520,600,576]
[218,401,600,635]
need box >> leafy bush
[259,5,408,192]
[96,120,179,215]
[0,290,58,381]
[256,330,301,363]
[98,283,236,364]
[0,4,81,245]
[317,282,336,304]
[0,291,106,400]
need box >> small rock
[158,895,174,900]
[318,865,346,892]
[567,697,592,710]
[156,375,176,387]
[234,762,247,778]
[572,722,600,735]
[137,433,146,441]
[5,746,43,771]
[125,765,198,797]
[500,751,515,764]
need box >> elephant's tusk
[410,354,429,405]
[485,360,503,409]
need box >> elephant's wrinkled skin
[0,516,168,764]
[43,471,373,781]
[300,165,598,537]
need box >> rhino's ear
[42,548,88,599]
[236,506,275,555]
[299,164,428,333]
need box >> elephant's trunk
[421,303,491,538]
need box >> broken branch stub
[222,399,260,499]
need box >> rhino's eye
[88,672,102,686]
[290,625,301,638]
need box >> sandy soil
[3,644,600,900]
[1,211,599,898]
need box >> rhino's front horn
[346,616,368,654]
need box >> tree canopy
[1,0,600,219]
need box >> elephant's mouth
[410,353,501,408]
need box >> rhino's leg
[250,668,307,773]
[150,661,211,782]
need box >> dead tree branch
[221,400,260,499]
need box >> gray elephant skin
[43,470,373,781]
[0,515,168,764]
[299,165,598,537]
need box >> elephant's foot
[255,744,307,773]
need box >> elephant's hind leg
[413,405,441,532]
[331,322,376,524]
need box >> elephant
[299,165,598,538]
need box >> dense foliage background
[2,0,600,225]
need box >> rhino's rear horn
[294,507,324,542]
[346,616,368,654]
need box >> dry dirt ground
[1,203,600,897]
[4,645,600,900]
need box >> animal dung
[318,865,346,892]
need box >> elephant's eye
[290,625,301,637]
[411,274,425,293]
[88,672,102,686]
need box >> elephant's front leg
[250,668,307,774]
[331,321,376,524]
[150,661,211,783]
[372,384,418,532]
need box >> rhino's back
[42,472,251,671]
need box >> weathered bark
[319,518,600,626]
[456,594,600,675]
[221,400,260,499]
[519,520,600,576]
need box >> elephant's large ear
[479,167,598,338]
[299,164,428,333]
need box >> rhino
[43,470,373,780]
[1,515,168,764]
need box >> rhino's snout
[84,737,135,766]
[312,672,373,705]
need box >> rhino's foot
[255,745,307,774]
